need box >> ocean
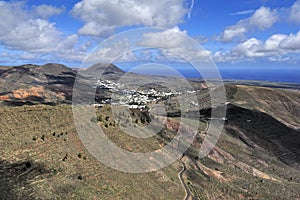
[118,63,300,84]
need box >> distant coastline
[118,64,300,84]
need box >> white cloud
[248,7,278,29]
[19,52,39,60]
[0,1,89,64]
[58,34,79,50]
[1,19,62,52]
[193,35,208,44]
[289,0,300,23]
[78,27,211,63]
[280,31,300,50]
[139,27,188,49]
[0,1,62,52]
[230,9,254,16]
[138,27,211,61]
[264,34,287,51]
[232,38,264,57]
[0,51,43,64]
[221,27,247,42]
[215,31,300,62]
[214,51,241,63]
[83,37,138,63]
[187,0,194,19]
[71,0,188,37]
[33,4,64,18]
[219,7,278,42]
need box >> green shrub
[25,161,31,168]
[62,154,68,162]
[41,135,45,141]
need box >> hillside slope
[0,63,124,106]
[0,64,299,199]
[226,84,300,129]
[0,91,299,199]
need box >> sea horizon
[118,63,300,84]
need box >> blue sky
[0,0,300,71]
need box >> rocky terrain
[0,63,76,105]
[0,63,127,106]
[0,64,299,199]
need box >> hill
[226,84,300,129]
[0,63,123,106]
[0,63,76,105]
[0,63,299,199]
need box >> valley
[0,64,299,199]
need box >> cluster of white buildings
[94,79,177,109]
[95,79,124,91]
[94,79,203,110]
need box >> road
[178,119,209,200]
[178,157,192,200]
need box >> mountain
[0,63,76,105]
[0,63,299,199]
[87,63,125,75]
[0,63,123,106]
[226,84,300,130]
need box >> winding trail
[178,157,192,200]
[178,119,209,200]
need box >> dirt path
[178,157,192,200]
[178,119,209,200]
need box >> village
[93,79,198,110]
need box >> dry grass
[0,104,183,199]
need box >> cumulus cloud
[139,27,188,49]
[58,34,79,50]
[221,27,247,42]
[138,27,211,61]
[280,31,300,50]
[248,7,278,29]
[232,38,263,57]
[33,4,64,18]
[0,1,62,52]
[215,31,300,62]
[71,0,188,37]
[219,7,278,42]
[0,1,88,64]
[69,27,211,64]
[83,37,137,63]
[289,0,300,23]
[0,51,47,64]
[1,19,62,52]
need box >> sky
[0,0,300,71]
